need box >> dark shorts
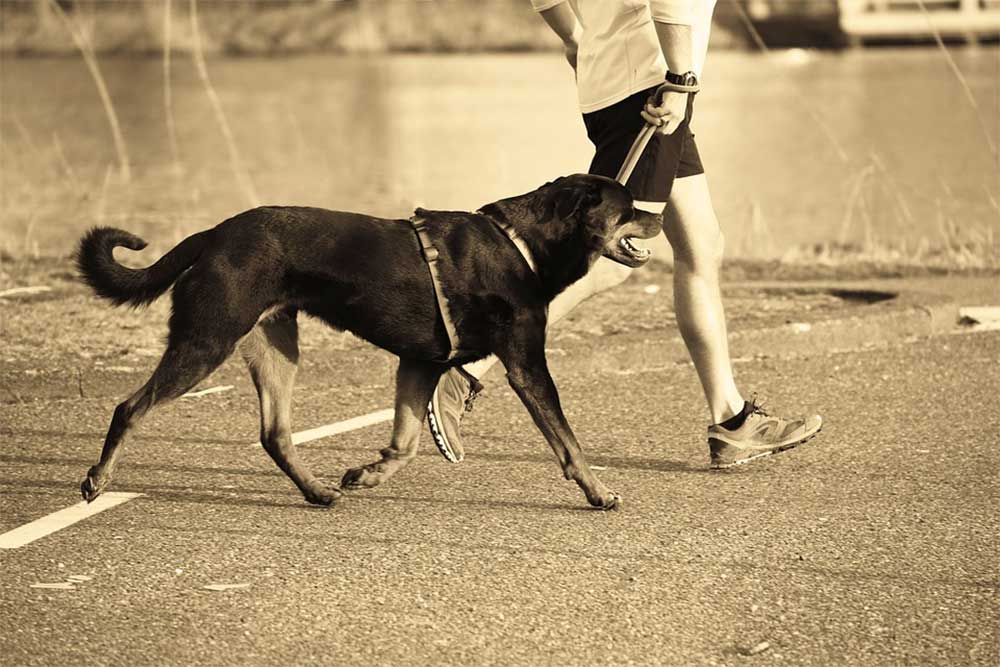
[583,85,704,203]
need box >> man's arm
[642,1,696,135]
[653,22,693,74]
[533,1,580,71]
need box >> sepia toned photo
[1,1,997,664]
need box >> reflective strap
[410,217,466,362]
[479,212,537,275]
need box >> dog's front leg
[502,351,621,511]
[341,358,444,491]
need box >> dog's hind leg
[80,331,238,502]
[341,358,444,491]
[241,311,341,507]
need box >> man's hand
[641,89,688,135]
[564,40,578,72]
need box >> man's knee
[675,226,725,277]
[662,174,726,276]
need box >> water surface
[2,49,997,258]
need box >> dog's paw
[304,486,342,507]
[599,492,622,511]
[80,467,107,503]
[340,466,375,490]
[340,464,385,491]
[588,490,622,511]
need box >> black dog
[76,174,661,510]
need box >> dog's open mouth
[619,235,652,263]
[604,215,661,268]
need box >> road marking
[253,408,396,448]
[183,385,233,398]
[0,492,143,549]
[3,409,395,548]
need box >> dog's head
[538,174,662,268]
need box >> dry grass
[46,0,131,182]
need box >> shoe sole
[709,424,823,470]
[427,398,463,464]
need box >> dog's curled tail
[76,227,212,308]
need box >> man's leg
[664,173,821,468]
[660,174,744,424]
[466,174,745,427]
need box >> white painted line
[30,582,75,590]
[183,385,234,398]
[203,583,250,591]
[4,409,394,548]
[252,408,395,448]
[0,285,51,298]
[0,492,143,549]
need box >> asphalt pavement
[1,270,998,665]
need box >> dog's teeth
[620,237,646,255]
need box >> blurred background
[1,0,998,267]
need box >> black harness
[409,211,536,363]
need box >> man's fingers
[642,89,689,133]
[641,109,680,134]
[640,109,662,126]
[660,117,681,135]
[644,101,665,116]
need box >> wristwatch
[665,70,699,88]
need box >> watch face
[668,71,698,87]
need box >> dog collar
[477,208,537,275]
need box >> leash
[615,80,698,186]
[413,81,697,361]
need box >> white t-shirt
[530,0,717,113]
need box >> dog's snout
[632,209,663,235]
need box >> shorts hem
[577,74,668,114]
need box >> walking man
[428,0,822,468]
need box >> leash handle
[615,82,699,186]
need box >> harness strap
[410,216,467,362]
[477,209,537,275]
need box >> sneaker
[708,398,822,469]
[427,367,483,463]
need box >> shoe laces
[457,367,484,413]
[747,394,770,417]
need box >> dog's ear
[553,180,604,221]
